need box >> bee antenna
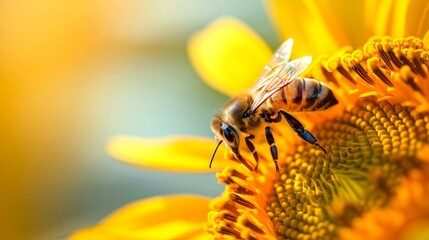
[209,140,223,168]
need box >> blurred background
[0,1,278,239]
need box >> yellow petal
[388,0,408,37]
[365,0,428,38]
[266,0,349,58]
[188,17,273,96]
[107,135,232,172]
[70,195,212,240]
[403,0,429,37]
[424,29,429,48]
[364,0,394,37]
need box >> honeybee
[209,39,338,172]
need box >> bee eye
[223,127,235,143]
[221,124,237,146]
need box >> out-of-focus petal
[71,195,212,240]
[404,0,429,37]
[366,0,429,38]
[366,0,408,37]
[364,0,392,36]
[424,30,429,48]
[188,17,273,96]
[107,135,232,172]
[266,0,349,58]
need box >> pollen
[206,36,429,240]
[316,37,429,113]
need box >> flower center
[267,98,429,239]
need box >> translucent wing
[250,56,312,112]
[253,38,294,89]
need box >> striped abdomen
[269,78,338,112]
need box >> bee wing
[250,56,312,112]
[253,38,294,89]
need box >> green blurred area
[0,0,278,239]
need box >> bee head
[209,115,240,168]
[211,116,239,152]
[209,93,254,168]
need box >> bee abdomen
[270,78,338,112]
[302,78,338,111]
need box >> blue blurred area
[15,0,279,239]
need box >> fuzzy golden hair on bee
[213,112,223,122]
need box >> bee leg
[279,110,328,154]
[244,135,259,171]
[265,126,280,173]
[263,111,282,123]
[232,149,254,172]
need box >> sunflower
[71,1,429,239]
